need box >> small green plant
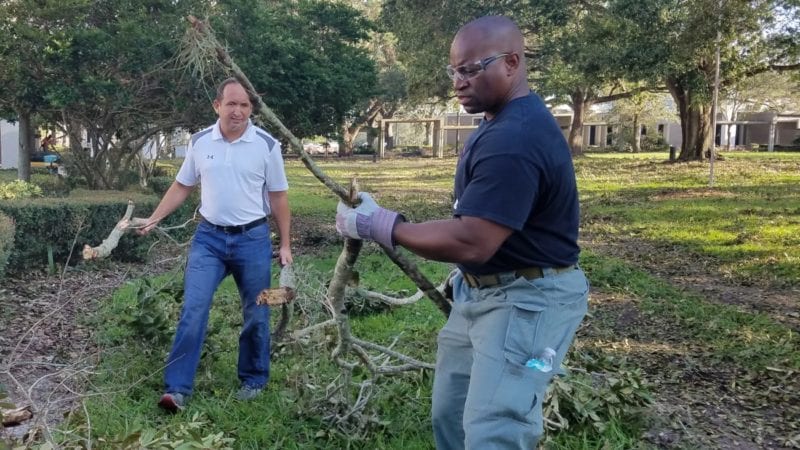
[58,412,235,449]
[122,276,183,345]
[0,180,43,200]
[543,350,653,438]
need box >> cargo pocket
[503,302,545,367]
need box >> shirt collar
[211,119,256,143]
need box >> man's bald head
[449,16,529,119]
[454,16,525,63]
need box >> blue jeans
[432,267,589,450]
[164,221,272,395]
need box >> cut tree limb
[2,405,33,427]
[82,200,149,260]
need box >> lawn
[38,151,800,449]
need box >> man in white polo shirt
[140,77,292,412]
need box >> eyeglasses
[446,53,510,82]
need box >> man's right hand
[136,218,159,236]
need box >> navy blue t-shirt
[454,93,580,275]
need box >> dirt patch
[584,291,800,449]
[1,268,120,442]
[583,232,800,332]
[648,188,739,202]
[0,249,182,444]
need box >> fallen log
[2,405,33,427]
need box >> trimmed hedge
[0,211,14,278]
[0,189,196,274]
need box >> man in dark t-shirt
[336,15,589,449]
[454,92,580,275]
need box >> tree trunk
[424,122,431,146]
[768,118,776,152]
[632,114,641,153]
[568,91,589,156]
[17,110,34,182]
[366,119,378,150]
[667,75,715,161]
[341,122,356,157]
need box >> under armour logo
[206,154,214,159]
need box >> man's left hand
[335,192,403,249]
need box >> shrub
[114,169,140,190]
[0,189,198,273]
[354,143,375,155]
[0,211,14,278]
[0,180,43,200]
[32,174,71,197]
[153,162,179,178]
[148,176,174,196]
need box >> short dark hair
[215,77,260,113]
[215,77,242,101]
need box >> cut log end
[2,405,33,427]
[257,287,296,306]
[82,244,98,260]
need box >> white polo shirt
[176,120,289,226]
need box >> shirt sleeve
[175,138,198,186]
[265,142,289,191]
[454,150,540,231]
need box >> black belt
[462,265,575,289]
[204,217,267,234]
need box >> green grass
[576,152,800,287]
[51,152,800,448]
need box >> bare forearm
[269,191,291,249]
[393,217,511,264]
[149,182,193,224]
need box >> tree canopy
[381,0,799,159]
[0,0,378,186]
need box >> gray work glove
[335,192,404,250]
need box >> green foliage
[0,211,14,279]
[381,0,507,100]
[211,0,378,138]
[0,180,43,200]
[121,276,184,346]
[148,176,175,196]
[32,173,71,197]
[0,190,160,273]
[59,412,235,449]
[152,162,179,179]
[544,351,653,438]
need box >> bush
[641,135,669,152]
[153,162,179,178]
[0,190,165,273]
[0,180,43,200]
[148,176,174,196]
[354,143,375,155]
[114,169,140,190]
[32,174,71,197]
[0,211,14,279]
